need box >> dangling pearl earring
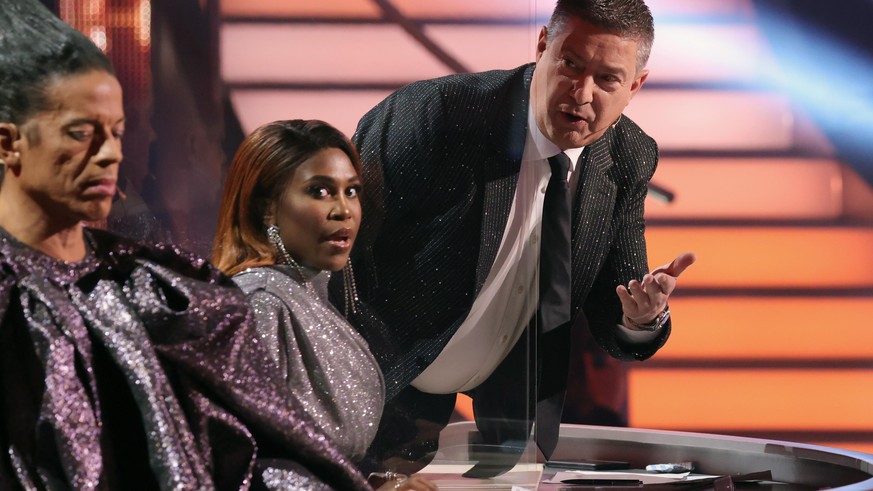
[266,224,313,292]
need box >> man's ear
[535,26,549,63]
[628,69,649,100]
[0,123,22,168]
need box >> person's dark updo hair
[0,0,115,125]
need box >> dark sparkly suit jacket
[332,63,670,464]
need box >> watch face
[639,309,670,331]
[655,309,671,330]
[626,308,669,331]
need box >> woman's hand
[374,474,438,491]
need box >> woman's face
[12,70,125,225]
[272,147,362,272]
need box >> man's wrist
[624,307,670,332]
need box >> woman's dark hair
[212,119,362,276]
[0,0,115,125]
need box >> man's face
[13,70,124,224]
[531,16,648,150]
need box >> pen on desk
[559,480,643,487]
[558,486,643,491]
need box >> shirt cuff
[615,322,661,344]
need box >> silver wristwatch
[627,307,670,332]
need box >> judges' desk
[420,421,873,490]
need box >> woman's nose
[330,197,351,220]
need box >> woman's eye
[308,186,330,198]
[346,185,362,198]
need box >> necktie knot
[547,152,571,185]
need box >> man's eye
[562,58,576,68]
[68,130,92,141]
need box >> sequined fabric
[0,227,370,491]
[233,266,384,462]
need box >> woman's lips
[325,229,355,250]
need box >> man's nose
[95,133,123,167]
[571,78,594,105]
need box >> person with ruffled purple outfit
[0,0,369,489]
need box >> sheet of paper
[546,470,720,484]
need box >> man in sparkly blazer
[332,0,696,473]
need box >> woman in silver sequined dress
[0,1,369,489]
[213,120,436,491]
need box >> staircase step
[222,0,379,19]
[654,297,873,360]
[221,24,451,84]
[646,158,844,220]
[629,369,873,431]
[646,226,873,288]
[229,88,389,139]
[626,90,795,152]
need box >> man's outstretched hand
[616,252,697,328]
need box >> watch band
[626,307,670,332]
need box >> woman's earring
[265,224,286,260]
[342,258,359,317]
[266,224,312,290]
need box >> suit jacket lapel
[474,65,534,294]
[570,127,617,314]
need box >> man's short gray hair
[547,0,655,73]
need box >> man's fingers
[654,273,675,296]
[618,253,693,322]
[627,278,646,298]
[616,284,636,311]
[652,252,697,278]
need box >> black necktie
[539,152,572,332]
[536,152,574,461]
